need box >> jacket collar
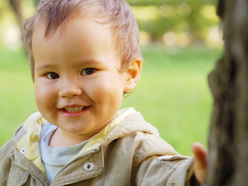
[15,112,47,173]
[102,111,159,146]
[13,107,159,174]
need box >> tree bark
[205,0,248,185]
[9,0,24,26]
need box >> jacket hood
[13,108,158,144]
[13,108,160,151]
[12,108,162,172]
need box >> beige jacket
[0,108,196,186]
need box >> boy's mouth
[61,106,90,113]
[59,106,91,117]
[64,107,85,113]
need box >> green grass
[0,45,222,156]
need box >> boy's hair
[23,0,143,80]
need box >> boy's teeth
[65,107,84,112]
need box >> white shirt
[39,123,89,184]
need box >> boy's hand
[192,142,207,183]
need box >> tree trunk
[9,0,24,26]
[205,0,248,185]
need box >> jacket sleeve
[0,137,16,186]
[136,154,199,186]
[0,125,25,186]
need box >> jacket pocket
[7,164,29,186]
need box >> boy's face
[32,17,133,141]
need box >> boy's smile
[32,17,132,146]
[59,105,91,118]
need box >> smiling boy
[33,17,136,147]
[0,0,206,185]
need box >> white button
[20,147,26,154]
[84,163,94,171]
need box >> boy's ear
[124,58,142,92]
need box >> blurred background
[0,0,222,49]
[0,0,223,155]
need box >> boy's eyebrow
[79,58,102,65]
[36,58,106,70]
[79,58,111,68]
[36,64,56,71]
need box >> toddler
[0,0,207,185]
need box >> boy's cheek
[86,81,122,107]
[34,83,54,103]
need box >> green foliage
[127,0,215,6]
[129,0,219,42]
[0,0,220,48]
[0,46,222,155]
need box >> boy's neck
[49,128,93,148]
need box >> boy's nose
[59,83,82,98]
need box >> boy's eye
[81,68,96,75]
[46,72,59,79]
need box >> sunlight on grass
[121,45,222,155]
[0,49,37,144]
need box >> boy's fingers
[192,142,207,167]
[192,142,207,183]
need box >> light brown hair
[23,0,143,80]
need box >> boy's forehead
[33,15,111,39]
[32,15,121,66]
